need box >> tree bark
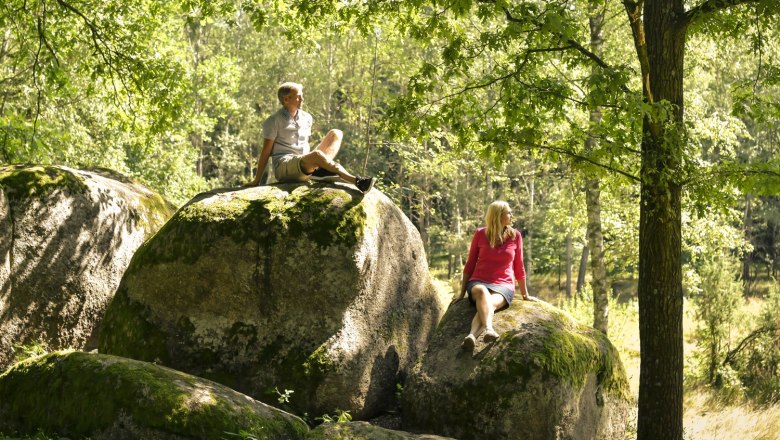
[576,244,588,294]
[525,171,534,288]
[565,228,573,297]
[586,178,608,332]
[742,195,753,296]
[629,1,687,438]
[587,0,609,334]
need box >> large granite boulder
[0,350,308,439]
[402,300,632,440]
[0,165,175,369]
[99,182,445,420]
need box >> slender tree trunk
[576,244,588,294]
[187,19,204,177]
[743,195,753,296]
[326,38,334,127]
[565,229,573,297]
[586,0,609,334]
[627,1,687,438]
[420,146,430,260]
[362,31,379,174]
[525,171,534,288]
[586,177,609,332]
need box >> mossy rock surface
[401,300,632,440]
[0,350,308,439]
[0,165,175,369]
[99,182,444,420]
[307,421,453,439]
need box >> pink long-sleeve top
[463,227,526,290]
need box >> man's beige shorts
[273,154,309,182]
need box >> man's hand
[451,294,466,305]
[243,178,260,187]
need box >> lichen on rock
[99,182,445,420]
[401,300,632,440]
[0,165,176,369]
[0,350,308,439]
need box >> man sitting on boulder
[245,81,375,193]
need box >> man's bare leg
[314,129,343,160]
[300,149,357,185]
[302,128,375,193]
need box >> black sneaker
[310,168,340,182]
[355,176,375,193]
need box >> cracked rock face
[0,165,175,369]
[99,183,445,420]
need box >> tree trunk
[587,0,609,334]
[742,195,753,296]
[524,168,534,288]
[565,228,573,297]
[630,1,687,438]
[187,18,204,178]
[576,244,588,294]
[586,177,608,333]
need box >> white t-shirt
[262,107,313,166]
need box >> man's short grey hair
[277,82,303,104]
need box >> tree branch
[681,0,762,29]
[722,326,779,368]
[493,138,640,182]
[503,7,611,70]
[36,3,60,67]
[503,6,632,96]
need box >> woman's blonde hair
[485,200,516,248]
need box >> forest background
[1,0,780,439]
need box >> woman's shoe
[461,334,476,350]
[483,329,500,342]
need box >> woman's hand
[451,293,466,304]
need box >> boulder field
[0,172,634,439]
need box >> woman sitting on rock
[453,200,531,350]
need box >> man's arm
[246,138,275,186]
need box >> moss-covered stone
[0,165,87,203]
[401,300,632,440]
[99,182,445,421]
[0,351,308,440]
[0,165,176,370]
[131,184,366,269]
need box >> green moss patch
[0,351,308,440]
[493,302,631,400]
[131,184,367,268]
[0,165,87,203]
